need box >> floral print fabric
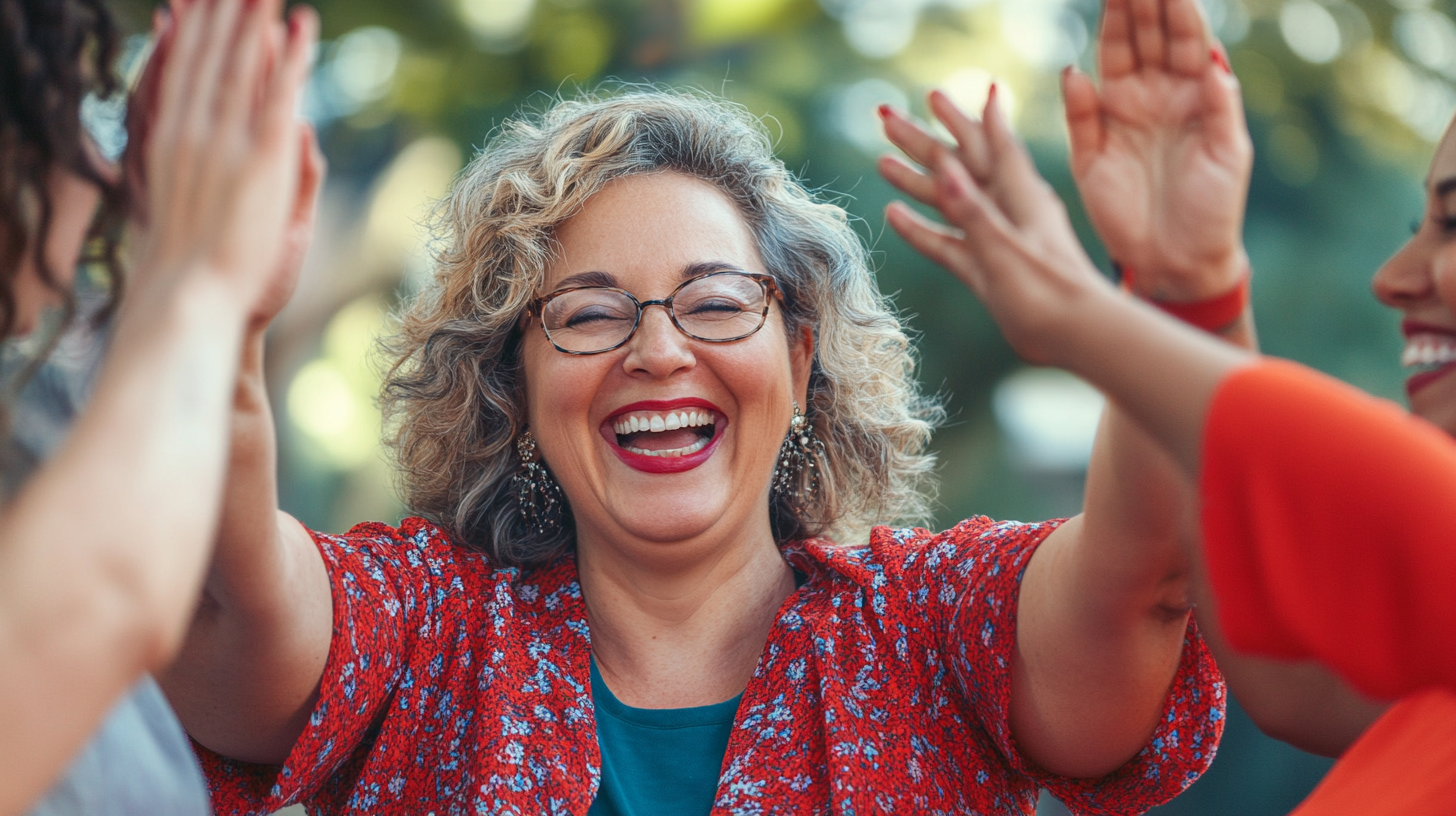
[197,516,1224,815]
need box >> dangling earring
[771,401,825,509]
[514,430,565,534]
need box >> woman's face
[520,172,813,558]
[8,162,104,337]
[1373,117,1456,436]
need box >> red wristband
[1118,263,1250,332]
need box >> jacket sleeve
[1201,359,1456,700]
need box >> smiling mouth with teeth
[1402,333,1456,374]
[611,409,718,457]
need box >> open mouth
[601,400,726,473]
[612,409,718,457]
[1402,332,1456,397]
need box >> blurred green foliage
[107,0,1452,811]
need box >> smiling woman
[167,87,1224,816]
[380,91,941,562]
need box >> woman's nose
[622,305,695,378]
[1373,238,1437,309]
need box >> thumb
[1200,47,1250,162]
[1062,65,1104,179]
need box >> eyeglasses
[528,270,782,355]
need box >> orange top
[1200,359,1456,814]
[1292,689,1456,816]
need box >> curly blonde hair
[382,87,943,566]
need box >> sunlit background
[95,0,1454,811]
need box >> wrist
[1117,249,1249,302]
[1117,256,1250,334]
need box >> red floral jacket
[197,516,1223,815]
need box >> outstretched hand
[1066,0,1251,301]
[125,0,319,322]
[879,90,1115,367]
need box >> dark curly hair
[0,0,124,350]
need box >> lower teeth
[625,435,710,457]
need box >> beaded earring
[771,401,825,509]
[514,431,565,534]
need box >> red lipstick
[601,398,727,474]
[1400,321,1456,398]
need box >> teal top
[587,658,742,816]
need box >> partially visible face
[1372,117,1456,436]
[8,163,104,337]
[520,171,812,559]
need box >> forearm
[159,330,331,765]
[1193,587,1386,757]
[0,275,248,814]
[1056,288,1256,475]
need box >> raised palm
[1067,0,1251,301]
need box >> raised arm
[1063,0,1384,756]
[878,0,1256,775]
[878,10,1408,759]
[157,127,333,766]
[881,99,1195,780]
[148,61,334,764]
[0,3,313,812]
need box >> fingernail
[877,104,892,119]
[1211,47,1232,74]
[988,82,999,101]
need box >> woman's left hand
[879,90,1115,369]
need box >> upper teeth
[612,409,716,435]
[1401,334,1456,368]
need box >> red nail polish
[877,104,892,118]
[1211,47,1232,74]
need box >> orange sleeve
[1200,359,1456,700]
[1289,689,1456,816]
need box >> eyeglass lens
[540,273,769,353]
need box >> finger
[928,89,991,182]
[927,154,1034,298]
[123,10,172,222]
[150,0,208,154]
[1165,0,1211,76]
[260,6,319,144]
[1099,0,1138,77]
[294,123,326,225]
[981,86,1045,226]
[180,0,248,169]
[878,154,937,207]
[879,104,950,171]
[886,200,974,280]
[1200,48,1250,163]
[212,0,271,142]
[1130,0,1168,71]
[1061,66,1104,179]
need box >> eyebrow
[550,261,746,291]
[1434,177,1456,198]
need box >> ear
[790,324,815,405]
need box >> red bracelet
[1118,262,1250,332]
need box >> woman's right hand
[881,90,1117,368]
[1065,0,1251,302]
[128,0,318,319]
